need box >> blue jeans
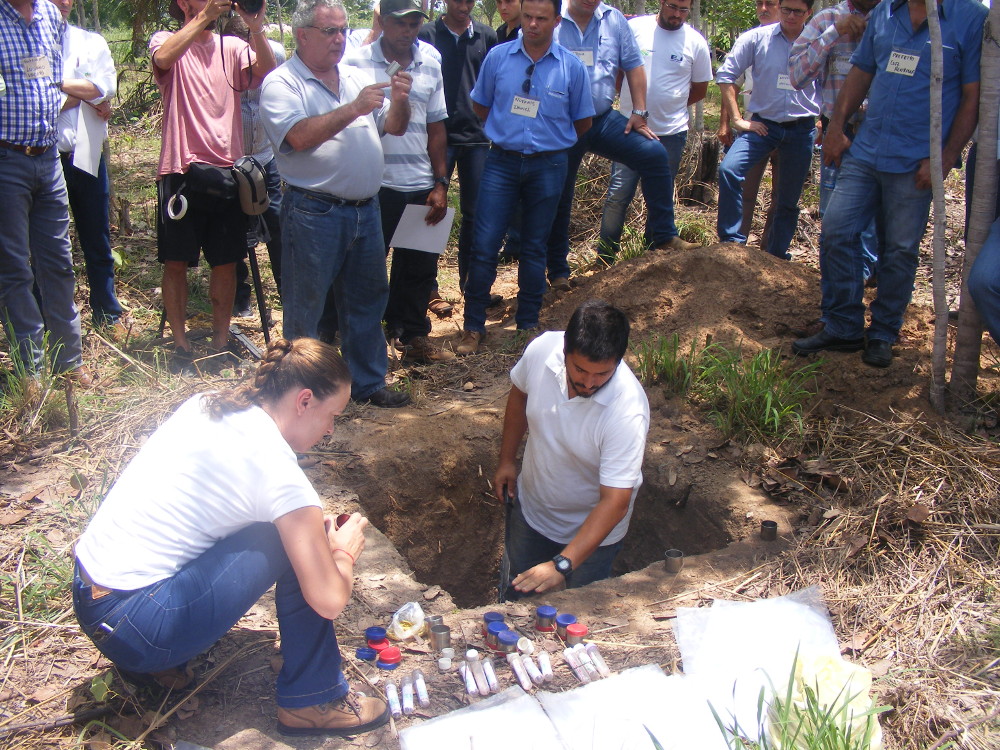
[820,154,931,343]
[446,143,490,291]
[0,147,83,372]
[73,523,348,709]
[599,131,688,260]
[819,161,879,283]
[499,501,623,602]
[547,109,678,280]
[61,152,123,325]
[718,116,816,259]
[968,215,1000,343]
[464,148,568,332]
[280,188,389,400]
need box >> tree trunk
[92,0,101,33]
[926,0,947,414]
[692,0,704,133]
[951,8,1000,405]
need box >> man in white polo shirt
[494,299,650,600]
[597,0,711,263]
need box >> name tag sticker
[887,50,919,76]
[833,55,852,75]
[572,49,595,67]
[22,55,52,80]
[776,73,795,91]
[511,95,540,118]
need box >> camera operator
[151,0,275,372]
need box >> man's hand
[624,112,656,139]
[733,117,767,137]
[834,14,867,41]
[717,121,735,148]
[512,561,568,595]
[325,512,368,562]
[425,184,447,225]
[199,0,233,25]
[88,99,112,121]
[822,126,850,168]
[353,82,390,117]
[234,0,267,29]
[390,70,412,105]
[494,460,518,504]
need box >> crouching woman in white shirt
[73,338,389,738]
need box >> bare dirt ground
[0,145,998,749]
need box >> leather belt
[0,140,52,156]
[490,144,565,160]
[289,185,373,207]
[77,559,114,600]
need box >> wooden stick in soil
[0,705,114,740]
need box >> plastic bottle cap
[368,638,391,651]
[440,647,455,658]
[487,621,509,636]
[378,646,402,664]
[377,661,400,670]
[355,647,377,661]
[365,626,387,641]
[555,613,577,627]
[438,657,452,671]
[536,605,557,618]
[517,637,534,654]
[566,623,588,637]
[497,630,520,646]
[482,611,505,625]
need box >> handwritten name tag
[832,55,852,76]
[22,55,52,81]
[776,73,795,91]
[511,95,540,118]
[572,49,595,67]
[887,50,919,76]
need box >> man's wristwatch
[434,176,449,188]
[631,109,649,120]
[552,554,573,578]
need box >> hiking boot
[792,329,865,356]
[65,364,97,389]
[861,338,893,368]
[550,276,572,293]
[357,386,411,408]
[427,297,454,318]
[399,336,456,363]
[277,690,389,737]
[456,330,483,356]
[658,236,698,252]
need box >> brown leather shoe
[550,276,572,293]
[65,365,97,388]
[659,236,699,252]
[398,336,456,363]
[427,297,454,318]
[456,330,483,356]
[277,690,389,737]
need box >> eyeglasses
[778,6,807,16]
[522,63,535,95]
[306,25,350,36]
[663,3,691,14]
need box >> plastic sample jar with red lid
[377,646,402,670]
[565,623,588,646]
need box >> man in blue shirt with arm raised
[455,0,593,356]
[792,0,986,368]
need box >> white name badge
[22,55,52,81]
[833,55,852,76]
[511,95,540,118]
[777,73,795,91]
[572,49,595,67]
[887,50,919,76]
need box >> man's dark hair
[522,0,561,19]
[564,299,630,362]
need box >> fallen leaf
[270,655,284,673]
[19,485,47,504]
[868,659,892,678]
[602,617,629,627]
[667,469,677,486]
[0,509,31,526]
[508,604,530,618]
[368,574,387,581]
[70,473,89,491]
[28,685,62,704]
[422,585,441,601]
[822,508,841,519]
[707,452,718,459]
[906,503,931,523]
[846,536,867,557]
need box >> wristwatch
[631,109,649,120]
[434,176,449,187]
[552,554,573,578]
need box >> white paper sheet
[389,204,456,254]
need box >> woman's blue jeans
[73,523,349,709]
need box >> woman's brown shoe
[277,690,389,737]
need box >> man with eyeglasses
[454,0,593,355]
[345,0,455,365]
[545,0,697,292]
[150,0,275,373]
[793,0,986,368]
[261,0,414,408]
[596,0,712,264]
[715,0,820,260]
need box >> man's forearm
[284,104,363,151]
[248,28,277,83]
[718,82,742,125]
[942,83,980,168]
[427,121,447,180]
[560,486,631,569]
[624,65,647,111]
[62,78,102,101]
[384,100,411,137]
[152,14,214,70]
[497,386,528,466]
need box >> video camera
[235,0,265,15]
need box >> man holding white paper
[346,0,454,363]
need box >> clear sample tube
[413,668,430,707]
[572,643,600,680]
[482,657,500,693]
[466,649,491,697]
[385,680,402,719]
[401,674,415,715]
[562,647,591,684]
[458,662,478,695]
[506,652,534,691]
[523,654,545,685]
[537,650,554,682]
[585,643,612,678]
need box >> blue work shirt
[716,23,820,123]
[471,37,594,154]
[554,2,642,116]
[848,0,986,173]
